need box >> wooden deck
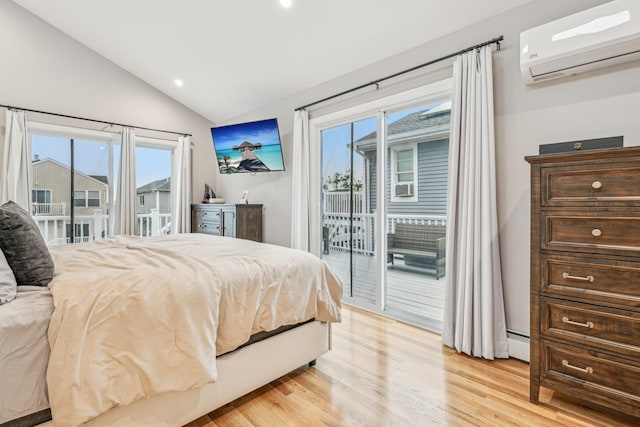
[322,250,445,326]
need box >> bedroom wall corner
[0,0,216,209]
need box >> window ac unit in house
[520,0,640,85]
[394,183,414,197]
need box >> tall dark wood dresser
[526,146,640,418]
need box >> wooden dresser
[191,203,262,242]
[526,147,640,418]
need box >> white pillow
[0,248,17,304]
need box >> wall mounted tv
[211,118,285,174]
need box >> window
[391,143,418,202]
[88,191,100,207]
[73,190,100,208]
[32,189,52,204]
[29,122,182,245]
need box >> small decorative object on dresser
[192,203,262,242]
[526,146,640,418]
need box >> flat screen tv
[211,118,285,174]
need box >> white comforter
[46,234,342,426]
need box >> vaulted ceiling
[13,0,533,123]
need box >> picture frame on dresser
[525,146,640,419]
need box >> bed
[0,231,342,427]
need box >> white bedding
[46,234,342,427]
[0,286,53,424]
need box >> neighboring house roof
[90,175,109,184]
[355,105,451,151]
[137,177,171,193]
[32,158,109,187]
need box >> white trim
[28,122,118,141]
[507,336,530,362]
[28,122,178,148]
[390,142,418,203]
[136,135,178,149]
[375,111,386,312]
[310,78,453,129]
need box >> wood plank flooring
[185,306,639,427]
[323,251,446,322]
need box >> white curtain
[1,110,31,210]
[442,46,508,360]
[172,135,191,234]
[114,127,137,235]
[290,109,310,251]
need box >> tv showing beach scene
[211,118,285,174]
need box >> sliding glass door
[313,80,452,330]
[320,116,377,307]
[383,102,450,328]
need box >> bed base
[37,321,331,427]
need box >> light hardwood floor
[185,306,639,427]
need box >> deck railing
[31,202,66,216]
[323,191,364,214]
[322,213,446,256]
[33,208,172,246]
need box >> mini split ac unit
[395,183,414,197]
[520,0,640,84]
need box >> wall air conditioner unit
[520,0,640,84]
[394,183,414,197]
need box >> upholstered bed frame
[36,321,330,427]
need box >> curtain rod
[0,104,192,137]
[295,35,503,111]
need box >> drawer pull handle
[562,272,594,282]
[591,181,602,190]
[591,228,602,237]
[562,316,594,329]
[562,360,593,374]
[202,211,208,217]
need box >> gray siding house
[354,105,450,217]
[136,177,171,214]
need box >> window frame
[73,190,101,208]
[390,142,418,203]
[27,122,183,243]
[31,189,52,204]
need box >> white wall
[0,0,216,209]
[224,0,640,337]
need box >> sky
[32,134,172,187]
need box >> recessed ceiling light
[174,79,184,87]
[280,0,292,8]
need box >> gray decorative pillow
[0,201,55,286]
[0,248,17,304]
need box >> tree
[322,170,363,192]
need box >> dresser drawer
[541,341,640,415]
[542,255,640,309]
[197,221,222,235]
[541,298,640,357]
[542,212,640,257]
[199,209,222,222]
[541,162,640,207]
